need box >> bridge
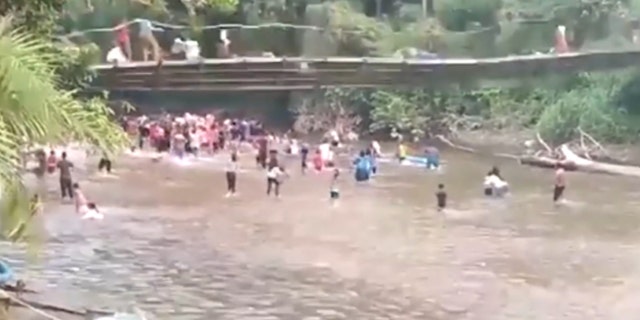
[91,50,640,92]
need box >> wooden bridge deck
[91,50,640,92]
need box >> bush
[436,0,502,31]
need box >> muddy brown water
[3,146,640,319]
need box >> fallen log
[435,134,640,176]
[560,144,640,177]
[519,155,577,171]
[536,132,554,155]
[435,135,567,169]
[0,281,36,294]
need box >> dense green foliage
[0,2,129,241]
[297,71,640,144]
[281,0,640,145]
[50,0,640,145]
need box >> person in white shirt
[371,140,382,157]
[106,44,128,64]
[225,153,239,197]
[266,164,285,198]
[346,131,359,142]
[318,141,331,165]
[483,166,509,197]
[328,130,340,147]
[171,37,201,62]
[289,139,299,155]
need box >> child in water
[81,203,103,220]
[225,153,239,198]
[436,183,447,211]
[300,143,309,174]
[397,142,407,162]
[353,150,371,182]
[330,168,340,205]
[74,183,103,220]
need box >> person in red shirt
[115,18,132,60]
[255,135,268,168]
[312,149,323,172]
[554,25,569,54]
[208,125,219,153]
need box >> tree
[0,18,129,241]
[0,0,65,36]
[291,88,364,134]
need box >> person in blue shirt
[365,148,378,176]
[0,260,13,285]
[353,151,371,182]
[425,146,440,170]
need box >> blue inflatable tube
[0,260,13,285]
[404,155,428,165]
[403,156,441,168]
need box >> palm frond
[0,17,129,240]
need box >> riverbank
[453,128,640,167]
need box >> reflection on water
[4,149,640,319]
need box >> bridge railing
[91,50,640,69]
[91,50,640,92]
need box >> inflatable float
[0,260,14,285]
[402,156,443,169]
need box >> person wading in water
[553,162,566,203]
[330,168,340,206]
[266,165,285,198]
[98,151,112,175]
[225,153,239,198]
[436,183,447,211]
[57,152,74,200]
[300,143,309,174]
[255,134,268,169]
[46,150,57,174]
[33,149,46,179]
[266,150,285,198]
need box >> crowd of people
[32,111,568,221]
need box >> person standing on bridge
[135,18,163,62]
[114,18,132,60]
[554,25,569,54]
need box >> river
[3,147,640,319]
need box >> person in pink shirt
[73,183,88,213]
[151,124,165,153]
[554,25,569,54]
